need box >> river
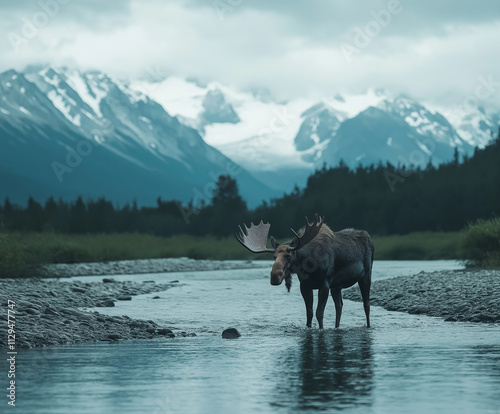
[10,261,500,413]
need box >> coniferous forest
[2,135,499,239]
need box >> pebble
[44,258,268,278]
[98,300,115,307]
[344,269,500,323]
[0,260,213,349]
[26,308,40,315]
[158,328,175,337]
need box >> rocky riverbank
[0,277,191,349]
[44,258,268,277]
[0,258,267,349]
[344,268,500,323]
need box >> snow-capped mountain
[137,78,499,191]
[134,76,316,189]
[0,67,277,206]
[427,102,500,149]
[2,66,498,203]
[315,93,476,168]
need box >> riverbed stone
[408,306,429,314]
[158,328,175,337]
[222,328,241,339]
[26,308,40,315]
[97,300,115,307]
[44,307,61,316]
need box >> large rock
[157,328,175,337]
[222,328,241,339]
[97,300,115,307]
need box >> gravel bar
[0,277,189,349]
[0,258,268,349]
[343,269,500,323]
[44,257,268,277]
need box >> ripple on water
[11,262,500,414]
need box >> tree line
[1,135,499,238]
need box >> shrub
[461,217,500,268]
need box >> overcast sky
[1,0,499,108]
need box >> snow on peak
[321,88,388,118]
[64,70,108,118]
[19,106,31,115]
[131,76,206,119]
[26,67,82,126]
[425,101,498,148]
[114,78,148,104]
[47,89,81,126]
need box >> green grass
[372,231,463,260]
[0,230,467,278]
[0,232,261,278]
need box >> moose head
[235,215,324,287]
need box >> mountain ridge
[136,76,498,191]
[0,66,277,207]
[1,65,498,203]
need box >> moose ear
[270,236,280,249]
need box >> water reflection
[273,328,374,411]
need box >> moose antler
[235,220,275,253]
[288,214,324,251]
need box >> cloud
[0,0,499,109]
[189,0,500,40]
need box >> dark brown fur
[271,224,374,328]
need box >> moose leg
[331,288,343,328]
[315,284,330,329]
[358,278,371,328]
[300,283,314,327]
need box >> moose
[235,215,374,329]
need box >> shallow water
[6,261,500,413]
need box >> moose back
[236,215,374,328]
